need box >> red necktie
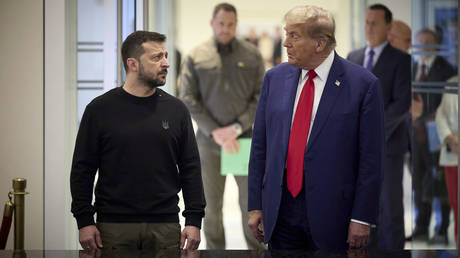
[286,70,317,198]
[419,63,427,81]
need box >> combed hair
[212,2,237,18]
[369,4,392,24]
[416,28,440,44]
[284,5,336,52]
[121,31,166,71]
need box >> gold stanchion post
[12,178,27,256]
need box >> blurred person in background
[435,76,459,246]
[409,28,455,245]
[347,3,411,250]
[179,2,265,250]
[388,19,412,52]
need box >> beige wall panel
[0,0,44,250]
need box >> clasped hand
[212,126,240,154]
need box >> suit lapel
[306,53,345,151]
[356,48,365,67]
[372,44,392,75]
[282,66,302,150]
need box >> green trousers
[97,222,180,251]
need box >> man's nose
[222,25,231,33]
[283,39,290,48]
[162,58,170,68]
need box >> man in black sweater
[70,31,205,252]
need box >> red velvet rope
[0,216,12,249]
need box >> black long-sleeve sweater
[70,87,205,229]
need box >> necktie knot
[366,49,375,71]
[421,63,426,71]
[308,70,317,80]
[369,49,375,57]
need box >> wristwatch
[233,123,243,136]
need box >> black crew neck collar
[118,86,161,103]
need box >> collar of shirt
[215,38,236,54]
[416,55,436,80]
[364,41,388,67]
[291,50,335,142]
[300,49,335,83]
[419,55,436,69]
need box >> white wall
[0,0,44,250]
[177,0,352,58]
[367,0,412,26]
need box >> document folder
[220,138,251,175]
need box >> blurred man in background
[179,2,265,250]
[388,20,412,52]
[347,4,411,250]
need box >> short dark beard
[138,63,166,89]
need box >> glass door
[409,0,458,250]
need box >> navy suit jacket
[347,44,411,155]
[248,53,385,250]
[413,56,456,119]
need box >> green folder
[220,138,251,175]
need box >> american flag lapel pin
[335,80,341,87]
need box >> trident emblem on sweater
[162,120,169,130]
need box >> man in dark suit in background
[410,28,455,245]
[248,5,385,250]
[347,4,411,250]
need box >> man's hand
[211,125,238,146]
[411,93,423,120]
[347,222,370,249]
[79,249,102,258]
[79,225,103,251]
[248,210,264,243]
[223,138,240,154]
[180,225,201,250]
[446,134,458,154]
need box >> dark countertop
[0,249,457,258]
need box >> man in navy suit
[248,5,385,250]
[347,4,411,249]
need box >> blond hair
[284,5,336,52]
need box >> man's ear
[316,38,327,53]
[126,58,138,73]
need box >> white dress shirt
[364,41,388,68]
[291,50,334,143]
[415,55,435,81]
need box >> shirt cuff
[351,219,376,228]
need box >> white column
[44,0,78,250]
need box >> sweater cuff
[185,214,203,229]
[76,213,95,229]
